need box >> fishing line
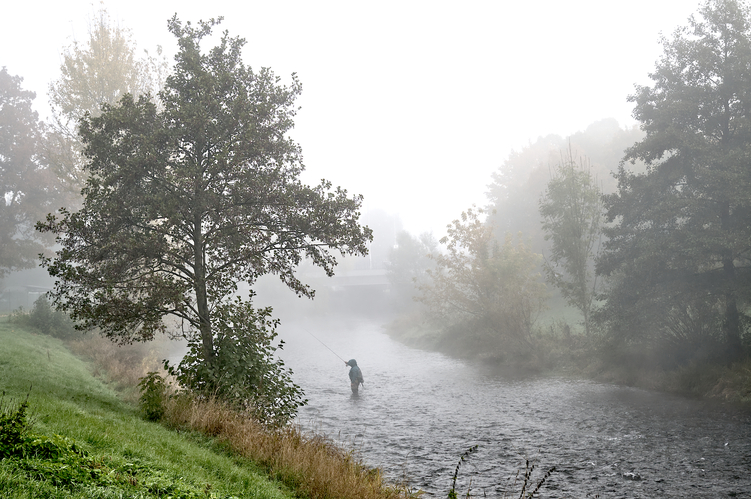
[303,328,347,363]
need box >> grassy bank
[159,396,404,499]
[0,321,298,498]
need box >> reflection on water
[278,318,751,498]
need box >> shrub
[0,394,29,459]
[138,372,168,421]
[12,295,80,340]
[165,297,306,428]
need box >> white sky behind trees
[1,0,699,236]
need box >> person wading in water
[345,359,364,395]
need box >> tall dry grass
[161,395,410,499]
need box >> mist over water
[276,318,751,498]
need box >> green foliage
[137,372,167,422]
[0,68,59,276]
[539,147,602,335]
[418,208,546,357]
[49,7,164,128]
[166,298,306,428]
[597,0,751,362]
[486,119,643,257]
[47,6,167,199]
[22,433,86,461]
[0,395,29,459]
[37,16,370,426]
[12,434,94,490]
[11,296,80,340]
[5,428,239,497]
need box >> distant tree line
[387,0,751,370]
[597,0,751,365]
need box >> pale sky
[1,0,700,236]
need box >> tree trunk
[723,261,742,360]
[720,200,742,360]
[194,218,214,364]
[195,271,214,363]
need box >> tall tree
[486,119,643,256]
[598,0,751,359]
[0,68,58,277]
[47,7,166,199]
[539,147,603,335]
[37,17,372,420]
[417,208,545,357]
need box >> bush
[138,372,168,421]
[165,297,306,428]
[0,394,29,459]
[11,296,80,340]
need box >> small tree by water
[539,147,602,336]
[418,207,546,358]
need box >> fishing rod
[303,328,347,364]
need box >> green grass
[0,322,296,499]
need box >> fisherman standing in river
[345,359,364,395]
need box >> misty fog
[2,1,751,498]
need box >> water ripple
[282,320,751,498]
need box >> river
[277,317,751,498]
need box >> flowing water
[278,318,751,498]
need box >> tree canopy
[47,7,167,199]
[597,0,751,360]
[0,68,58,277]
[485,119,643,268]
[38,17,372,420]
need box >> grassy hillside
[0,321,296,498]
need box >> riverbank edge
[1,321,411,499]
[383,318,751,410]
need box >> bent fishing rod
[303,328,347,363]
[304,328,366,391]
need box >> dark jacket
[347,359,364,385]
